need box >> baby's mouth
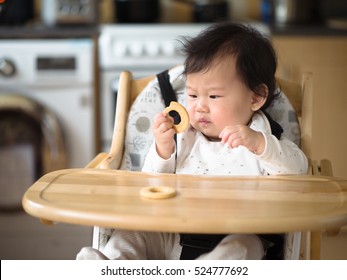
[198,118,210,125]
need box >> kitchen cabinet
[272,35,347,179]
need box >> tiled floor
[321,226,347,260]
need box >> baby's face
[185,56,257,140]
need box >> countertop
[270,22,347,37]
[0,21,346,40]
[0,23,99,39]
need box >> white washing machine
[0,39,95,259]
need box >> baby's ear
[251,84,268,111]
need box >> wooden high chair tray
[22,168,347,234]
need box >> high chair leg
[310,231,322,260]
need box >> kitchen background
[1,0,347,259]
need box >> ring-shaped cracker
[140,186,176,199]
[163,101,190,133]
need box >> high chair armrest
[84,153,109,169]
[319,159,333,176]
[84,152,124,170]
[99,149,124,170]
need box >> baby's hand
[219,125,265,155]
[153,112,176,159]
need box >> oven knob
[60,5,70,15]
[0,58,16,77]
[161,42,176,57]
[113,41,127,57]
[145,41,160,57]
[70,5,80,15]
[129,42,143,57]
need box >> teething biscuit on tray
[163,101,189,133]
[140,186,176,199]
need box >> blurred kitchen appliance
[41,0,98,26]
[0,39,95,259]
[98,23,270,152]
[320,0,347,23]
[0,39,96,170]
[173,0,229,22]
[194,0,229,22]
[0,0,34,25]
[273,0,320,25]
[114,0,160,23]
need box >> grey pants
[76,229,264,260]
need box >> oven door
[0,94,66,210]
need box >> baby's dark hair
[180,22,279,110]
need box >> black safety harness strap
[157,69,178,106]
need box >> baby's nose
[196,101,208,112]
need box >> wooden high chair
[85,66,334,260]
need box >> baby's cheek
[186,107,195,122]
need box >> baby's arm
[142,141,177,174]
[141,112,177,174]
[257,134,308,174]
[153,112,176,159]
[219,125,307,174]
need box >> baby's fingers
[153,113,172,129]
[219,127,237,144]
[158,121,175,134]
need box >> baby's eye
[209,95,220,99]
[188,94,197,99]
